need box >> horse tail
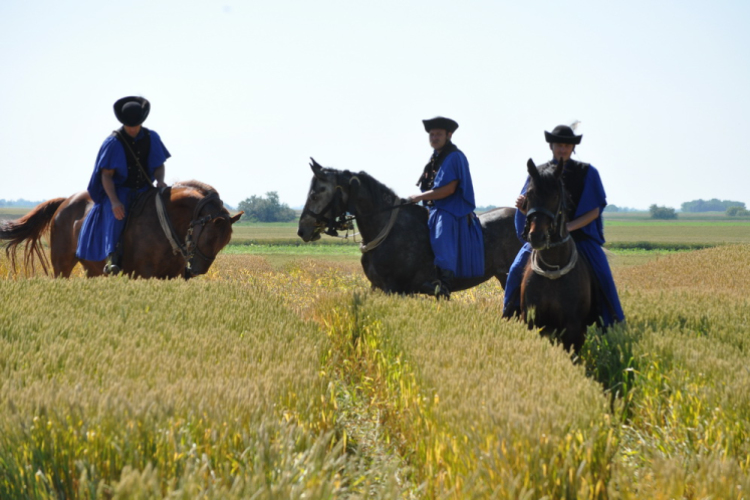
[0,198,66,274]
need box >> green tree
[726,206,750,217]
[649,204,677,220]
[237,192,296,222]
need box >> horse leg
[50,249,78,278]
[495,272,508,289]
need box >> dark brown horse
[0,180,242,279]
[298,160,522,295]
[520,159,598,352]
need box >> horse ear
[526,158,540,181]
[310,158,326,180]
[554,158,564,178]
[230,212,244,224]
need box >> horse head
[524,159,569,250]
[297,159,357,242]
[169,182,243,278]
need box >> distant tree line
[604,205,642,213]
[237,191,296,222]
[0,198,44,207]
[681,198,746,212]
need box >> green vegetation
[681,198,746,212]
[237,191,296,222]
[649,204,677,220]
[727,205,750,217]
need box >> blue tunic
[424,150,485,278]
[76,129,170,261]
[503,162,625,326]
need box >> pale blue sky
[2,0,749,210]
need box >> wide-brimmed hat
[114,96,150,126]
[423,116,459,133]
[544,124,582,145]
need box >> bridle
[523,181,570,250]
[523,178,579,279]
[301,174,411,251]
[155,190,230,278]
[299,180,357,238]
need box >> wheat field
[1,242,750,498]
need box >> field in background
[0,207,31,220]
[4,207,748,247]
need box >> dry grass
[2,244,750,498]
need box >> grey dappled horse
[297,159,522,295]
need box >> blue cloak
[503,162,624,326]
[425,150,485,278]
[76,129,170,261]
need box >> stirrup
[103,263,121,275]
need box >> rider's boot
[103,252,122,276]
[435,268,453,300]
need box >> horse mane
[344,169,401,207]
[533,164,561,194]
[173,180,218,197]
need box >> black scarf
[114,127,152,190]
[416,142,459,192]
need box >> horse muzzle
[528,228,551,250]
[297,219,323,242]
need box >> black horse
[520,159,599,351]
[297,159,522,295]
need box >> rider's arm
[101,169,125,220]
[409,180,458,203]
[567,207,600,232]
[153,164,166,189]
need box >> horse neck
[167,189,201,235]
[348,177,399,242]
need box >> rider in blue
[502,124,624,326]
[409,116,484,298]
[76,96,170,274]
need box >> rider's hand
[515,195,527,214]
[112,202,125,220]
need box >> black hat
[114,96,150,126]
[544,124,582,145]
[422,116,459,133]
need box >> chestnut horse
[0,180,242,279]
[520,159,599,352]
